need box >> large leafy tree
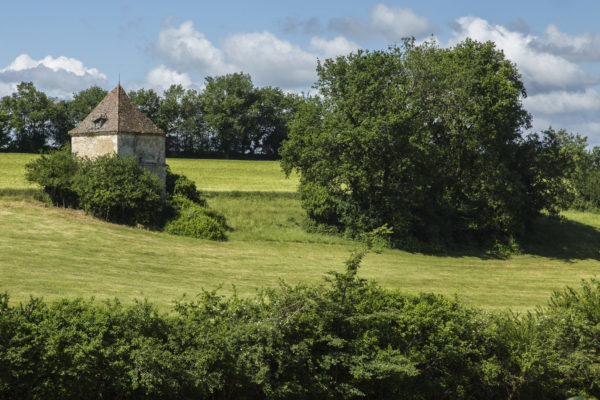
[128,88,161,123]
[68,86,107,126]
[201,73,258,157]
[281,39,570,247]
[48,99,73,147]
[158,85,205,155]
[0,82,54,152]
[202,73,296,157]
[252,87,298,157]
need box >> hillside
[1,153,600,311]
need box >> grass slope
[1,153,600,311]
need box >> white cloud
[146,65,193,92]
[370,3,437,41]
[223,31,317,89]
[524,89,600,114]
[152,21,364,90]
[532,25,600,62]
[153,20,234,76]
[328,4,435,40]
[0,54,107,98]
[450,16,597,93]
[0,82,16,98]
[309,36,361,59]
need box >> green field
[1,153,600,311]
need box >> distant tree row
[0,73,301,158]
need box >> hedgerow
[1,255,599,399]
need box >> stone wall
[72,135,118,158]
[72,133,166,191]
[118,133,166,189]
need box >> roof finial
[118,72,120,86]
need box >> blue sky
[2,1,600,144]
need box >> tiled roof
[68,84,164,136]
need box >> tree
[552,129,600,211]
[1,82,54,152]
[281,39,568,248]
[68,86,107,126]
[48,99,73,147]
[158,85,205,155]
[201,73,295,158]
[201,73,258,157]
[252,87,298,157]
[0,107,10,150]
[128,88,161,123]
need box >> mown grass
[167,158,299,192]
[1,153,600,311]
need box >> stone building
[68,84,166,187]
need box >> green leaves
[4,272,600,398]
[282,39,568,249]
[74,154,164,226]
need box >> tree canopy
[281,39,572,248]
[0,76,298,158]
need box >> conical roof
[68,84,164,136]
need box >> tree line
[0,73,300,158]
[5,39,600,248]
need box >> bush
[166,196,227,240]
[4,260,600,398]
[75,154,164,226]
[25,145,80,207]
[165,166,206,205]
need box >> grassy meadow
[1,153,600,311]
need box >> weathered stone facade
[68,84,166,188]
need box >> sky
[2,0,600,144]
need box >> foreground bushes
[2,258,600,399]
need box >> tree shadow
[519,214,600,261]
[403,214,600,262]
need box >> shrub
[4,264,600,398]
[166,196,227,240]
[24,145,80,207]
[165,166,206,205]
[298,180,340,227]
[75,154,164,226]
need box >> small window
[93,117,107,129]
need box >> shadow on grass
[423,214,600,261]
[0,188,40,201]
[520,214,600,261]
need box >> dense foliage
[2,254,600,399]
[165,166,206,205]
[75,155,164,226]
[553,129,600,211]
[164,169,228,240]
[0,74,297,158]
[281,39,572,248]
[166,196,228,240]
[24,145,79,207]
[24,149,228,238]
